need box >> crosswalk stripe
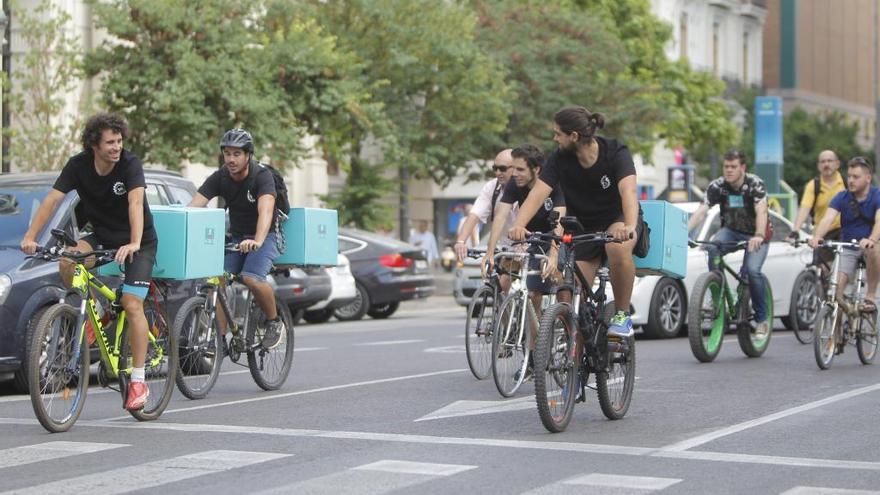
[255,459,475,495]
[0,449,290,495]
[353,460,477,476]
[564,473,682,490]
[780,487,880,495]
[354,339,425,346]
[0,442,127,470]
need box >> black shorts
[82,234,156,299]
[570,214,645,262]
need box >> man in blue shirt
[810,156,880,311]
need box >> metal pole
[874,0,880,180]
[399,164,409,243]
[0,2,9,174]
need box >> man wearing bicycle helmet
[188,128,286,350]
[21,112,156,411]
[687,149,772,338]
[809,156,880,312]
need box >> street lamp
[0,6,7,174]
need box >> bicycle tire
[492,292,530,398]
[465,285,494,380]
[857,313,878,365]
[738,275,773,358]
[534,302,579,433]
[174,295,223,400]
[813,303,838,370]
[247,295,295,390]
[787,270,819,344]
[688,271,725,362]
[597,334,636,420]
[122,294,178,421]
[28,303,89,433]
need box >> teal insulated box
[634,200,688,279]
[275,208,338,266]
[98,206,226,280]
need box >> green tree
[7,0,87,171]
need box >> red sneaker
[125,381,149,411]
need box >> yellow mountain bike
[27,229,177,433]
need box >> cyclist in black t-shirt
[189,128,286,351]
[21,113,156,411]
[509,107,641,340]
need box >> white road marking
[655,450,880,472]
[353,460,476,476]
[100,368,468,420]
[423,345,465,353]
[563,473,682,490]
[354,339,425,346]
[0,450,289,495]
[780,487,880,495]
[295,347,328,352]
[415,396,535,421]
[659,382,880,452]
[0,441,127,469]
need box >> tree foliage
[7,0,86,171]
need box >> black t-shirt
[197,161,277,236]
[501,180,565,233]
[704,174,768,235]
[53,149,156,249]
[539,136,636,227]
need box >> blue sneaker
[608,311,634,339]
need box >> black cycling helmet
[219,128,254,154]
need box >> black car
[333,228,434,321]
[273,265,332,322]
[0,170,198,391]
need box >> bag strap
[809,176,820,220]
[488,181,503,223]
[848,193,875,227]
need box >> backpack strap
[488,180,504,223]
[809,176,820,221]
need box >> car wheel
[303,308,334,324]
[13,305,50,393]
[367,302,400,319]
[643,278,686,339]
[334,283,370,321]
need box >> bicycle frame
[496,250,550,351]
[199,273,256,358]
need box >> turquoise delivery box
[275,208,338,266]
[635,200,688,279]
[98,206,225,280]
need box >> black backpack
[252,162,290,216]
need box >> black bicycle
[464,247,504,380]
[532,217,635,433]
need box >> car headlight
[0,274,11,306]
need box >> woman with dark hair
[509,106,640,340]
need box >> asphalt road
[0,294,878,495]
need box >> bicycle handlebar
[27,245,117,263]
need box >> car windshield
[0,185,50,246]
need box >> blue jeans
[225,233,280,282]
[704,227,769,323]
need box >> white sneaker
[754,321,770,339]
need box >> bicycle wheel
[688,271,726,362]
[738,275,773,358]
[465,285,495,380]
[174,296,223,399]
[857,313,878,364]
[492,292,530,398]
[28,304,89,433]
[813,303,839,370]
[787,270,819,344]
[121,295,178,421]
[597,334,636,420]
[534,302,578,433]
[247,295,295,390]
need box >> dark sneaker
[125,381,149,411]
[608,311,634,339]
[513,363,533,382]
[261,318,285,350]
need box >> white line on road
[0,441,127,469]
[295,347,328,352]
[100,368,468,420]
[563,473,682,490]
[354,340,426,346]
[780,487,880,495]
[353,460,477,476]
[659,382,880,452]
[0,450,290,495]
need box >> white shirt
[471,178,517,245]
[409,229,439,263]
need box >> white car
[618,202,816,338]
[301,254,358,324]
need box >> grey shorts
[838,247,865,278]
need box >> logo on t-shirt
[543,197,553,211]
[600,175,611,190]
[112,182,126,196]
[247,190,256,203]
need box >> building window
[712,22,720,77]
[742,31,749,83]
[678,12,687,58]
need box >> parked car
[621,202,815,338]
[301,254,357,324]
[334,228,435,321]
[0,170,199,391]
[273,265,332,322]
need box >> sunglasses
[492,164,508,172]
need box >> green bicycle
[27,229,177,433]
[687,240,774,362]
